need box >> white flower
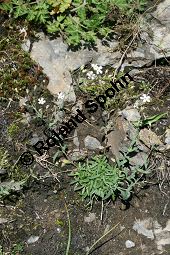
[140,94,151,103]
[57,92,65,100]
[95,66,103,74]
[38,97,46,105]
[87,71,96,80]
[91,64,98,70]
[91,64,103,74]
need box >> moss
[7,122,20,138]
[0,20,47,99]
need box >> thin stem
[65,201,71,255]
[86,220,123,255]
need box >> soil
[1,181,170,255]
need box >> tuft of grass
[70,137,151,205]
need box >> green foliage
[113,0,148,13]
[11,243,24,255]
[0,243,24,255]
[70,139,150,204]
[48,0,72,14]
[77,66,127,96]
[53,144,68,163]
[0,148,27,200]
[0,0,148,46]
[133,112,168,128]
[7,122,20,138]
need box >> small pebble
[84,136,102,150]
[125,240,135,248]
[27,235,39,244]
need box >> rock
[139,129,164,148]
[27,235,39,244]
[121,108,141,122]
[0,168,7,175]
[129,152,147,166]
[106,116,131,159]
[106,129,126,159]
[29,133,40,146]
[84,213,96,223]
[73,130,80,147]
[100,53,121,67]
[133,218,154,240]
[84,136,102,150]
[141,0,170,60]
[68,149,87,161]
[25,34,121,100]
[125,240,135,248]
[126,0,170,67]
[153,0,170,26]
[30,35,76,102]
[0,218,8,224]
[165,129,170,144]
[21,39,31,52]
[153,219,170,252]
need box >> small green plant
[11,243,24,255]
[0,148,27,200]
[0,243,24,255]
[76,65,129,95]
[70,139,150,205]
[0,0,148,46]
[53,143,68,163]
[74,64,134,110]
[7,122,20,138]
[133,112,168,128]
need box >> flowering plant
[0,0,148,46]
